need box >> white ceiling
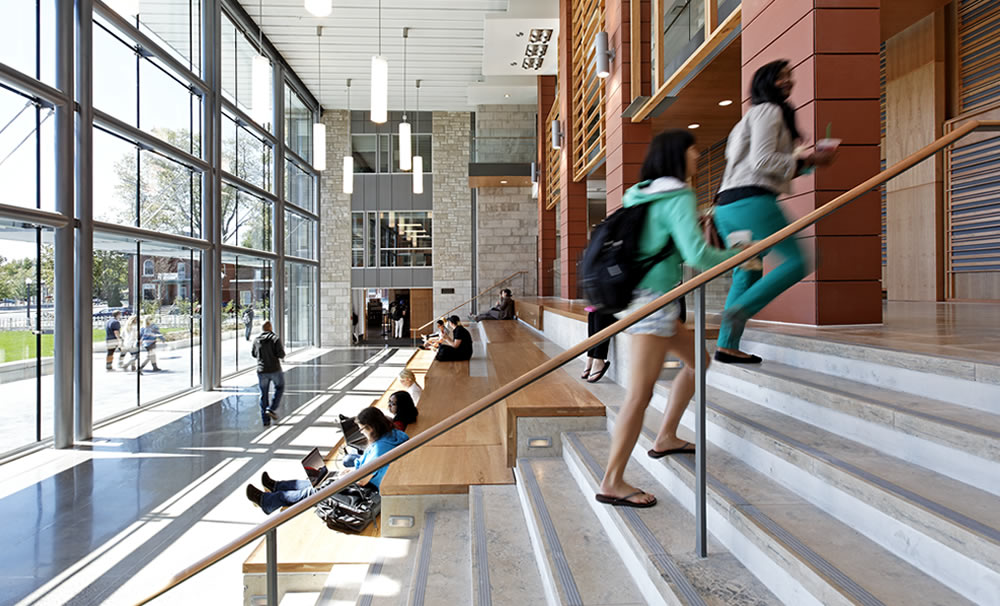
[241,0,557,112]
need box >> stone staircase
[272,330,999,606]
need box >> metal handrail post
[266,529,277,606]
[694,285,707,557]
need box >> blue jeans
[257,371,285,424]
[260,479,314,515]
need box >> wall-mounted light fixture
[595,31,615,79]
[530,161,538,184]
[551,119,563,150]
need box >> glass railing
[470,135,536,164]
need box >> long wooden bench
[242,349,429,575]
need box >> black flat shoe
[261,472,276,492]
[714,350,762,364]
[246,484,264,508]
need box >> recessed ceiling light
[688,123,700,129]
[718,99,733,106]
[500,180,508,184]
[504,93,510,98]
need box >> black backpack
[314,479,381,534]
[579,203,674,314]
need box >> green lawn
[0,327,192,363]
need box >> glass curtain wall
[0,0,319,455]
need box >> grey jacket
[718,103,800,196]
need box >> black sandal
[648,441,695,458]
[587,360,611,383]
[595,490,657,508]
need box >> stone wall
[474,104,538,303]
[432,112,472,318]
[319,109,353,346]
[477,186,538,301]
[474,104,536,163]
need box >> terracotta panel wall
[558,0,588,298]
[884,11,946,301]
[742,0,883,325]
[537,76,557,296]
[604,0,652,214]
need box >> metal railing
[135,119,1000,605]
[411,269,527,337]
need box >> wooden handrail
[412,270,526,334]
[134,119,999,606]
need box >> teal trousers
[713,194,807,350]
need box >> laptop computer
[339,414,369,454]
[301,447,331,488]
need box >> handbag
[699,203,724,250]
[313,478,380,534]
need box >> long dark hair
[389,390,418,426]
[750,59,800,141]
[357,407,394,443]
[640,129,695,182]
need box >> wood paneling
[885,11,946,301]
[409,288,434,336]
[957,0,1000,113]
[571,0,606,180]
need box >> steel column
[693,285,707,557]
[201,0,222,390]
[266,528,278,606]
[74,0,94,441]
[272,64,285,336]
[53,0,76,448]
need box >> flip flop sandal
[595,490,657,508]
[581,367,592,379]
[647,441,696,458]
[587,360,611,383]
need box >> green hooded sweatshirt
[623,177,738,294]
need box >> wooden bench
[242,349,429,575]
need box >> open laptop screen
[301,447,329,487]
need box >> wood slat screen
[571,0,605,181]
[694,137,727,210]
[958,0,1000,113]
[545,91,561,211]
[945,102,1000,299]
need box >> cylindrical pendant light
[399,28,412,171]
[304,0,332,17]
[344,79,354,194]
[412,80,423,194]
[412,155,423,195]
[251,0,271,125]
[343,155,354,194]
[312,27,327,170]
[370,0,388,123]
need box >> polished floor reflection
[0,346,411,606]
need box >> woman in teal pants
[713,59,836,363]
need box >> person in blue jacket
[247,407,408,514]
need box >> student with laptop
[246,407,408,514]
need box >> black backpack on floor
[314,479,380,534]
[580,203,674,314]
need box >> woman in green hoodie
[596,130,742,508]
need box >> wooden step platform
[518,296,721,340]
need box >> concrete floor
[0,345,414,606]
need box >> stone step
[405,510,472,606]
[605,403,974,606]
[515,457,647,605]
[469,484,547,606]
[560,430,779,606]
[705,359,1000,493]
[740,328,1000,413]
[315,564,368,605]
[666,381,1000,604]
[279,592,322,606]
[355,537,418,606]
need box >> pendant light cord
[378,0,382,56]
[258,0,263,50]
[316,27,321,100]
[403,30,407,120]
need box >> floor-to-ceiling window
[0,0,320,455]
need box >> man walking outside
[252,320,285,427]
[242,305,255,341]
[105,311,122,371]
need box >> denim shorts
[615,289,681,337]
